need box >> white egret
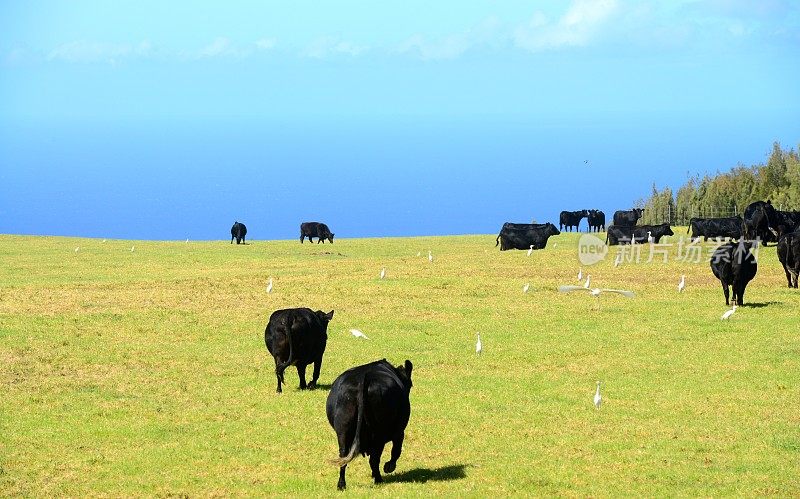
[350,329,370,340]
[527,245,534,257]
[475,333,482,355]
[522,283,530,293]
[266,277,273,294]
[583,275,591,289]
[647,231,654,244]
[380,267,386,279]
[721,305,737,320]
[130,246,135,252]
[594,381,602,409]
[416,251,421,257]
[428,250,433,263]
[559,285,635,299]
[577,267,583,281]
[677,275,686,293]
[101,239,107,243]
[74,246,80,253]
[185,238,189,243]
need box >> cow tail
[275,317,297,382]
[333,374,367,467]
[495,233,500,247]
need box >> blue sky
[1,1,799,239]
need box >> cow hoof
[373,476,383,484]
[383,461,396,473]
[337,481,346,490]
[308,382,317,389]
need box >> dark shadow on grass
[309,383,333,392]
[385,464,468,484]
[742,301,780,308]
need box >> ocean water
[1,116,796,240]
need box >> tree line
[637,141,800,225]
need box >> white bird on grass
[522,283,530,293]
[559,285,635,299]
[416,251,421,257]
[594,381,602,409]
[350,329,370,340]
[583,275,591,289]
[266,277,273,294]
[102,239,107,243]
[428,250,433,263]
[527,244,534,257]
[130,246,135,252]
[185,238,189,243]
[577,267,583,281]
[476,333,482,355]
[74,246,80,253]
[677,275,686,293]
[380,267,386,280]
[721,305,737,320]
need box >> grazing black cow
[559,210,589,232]
[496,223,560,251]
[264,308,334,393]
[230,221,247,244]
[687,216,743,241]
[710,241,758,306]
[587,209,606,232]
[743,200,778,243]
[631,223,674,243]
[612,208,644,227]
[495,222,548,246]
[777,230,800,288]
[300,222,335,244]
[605,225,634,246]
[327,359,413,490]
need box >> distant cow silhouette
[301,222,335,244]
[231,221,247,244]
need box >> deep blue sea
[1,115,797,240]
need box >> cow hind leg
[370,443,386,484]
[383,433,404,474]
[309,358,322,389]
[721,282,730,306]
[297,364,307,389]
[336,429,352,489]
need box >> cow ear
[404,360,413,379]
[324,310,334,321]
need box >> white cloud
[255,38,277,51]
[396,17,504,61]
[193,37,251,59]
[302,36,368,58]
[514,0,619,52]
[47,40,153,63]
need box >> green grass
[1,232,799,496]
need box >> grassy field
[1,231,799,496]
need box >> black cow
[327,359,413,490]
[710,241,758,306]
[496,223,560,251]
[687,216,743,241]
[587,209,606,232]
[495,222,548,246]
[633,223,674,243]
[300,222,335,244]
[777,230,800,288]
[612,208,644,227]
[230,221,247,244]
[605,225,634,246]
[264,308,334,393]
[743,200,778,243]
[559,210,588,232]
[773,210,800,238]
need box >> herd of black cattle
[232,200,800,490]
